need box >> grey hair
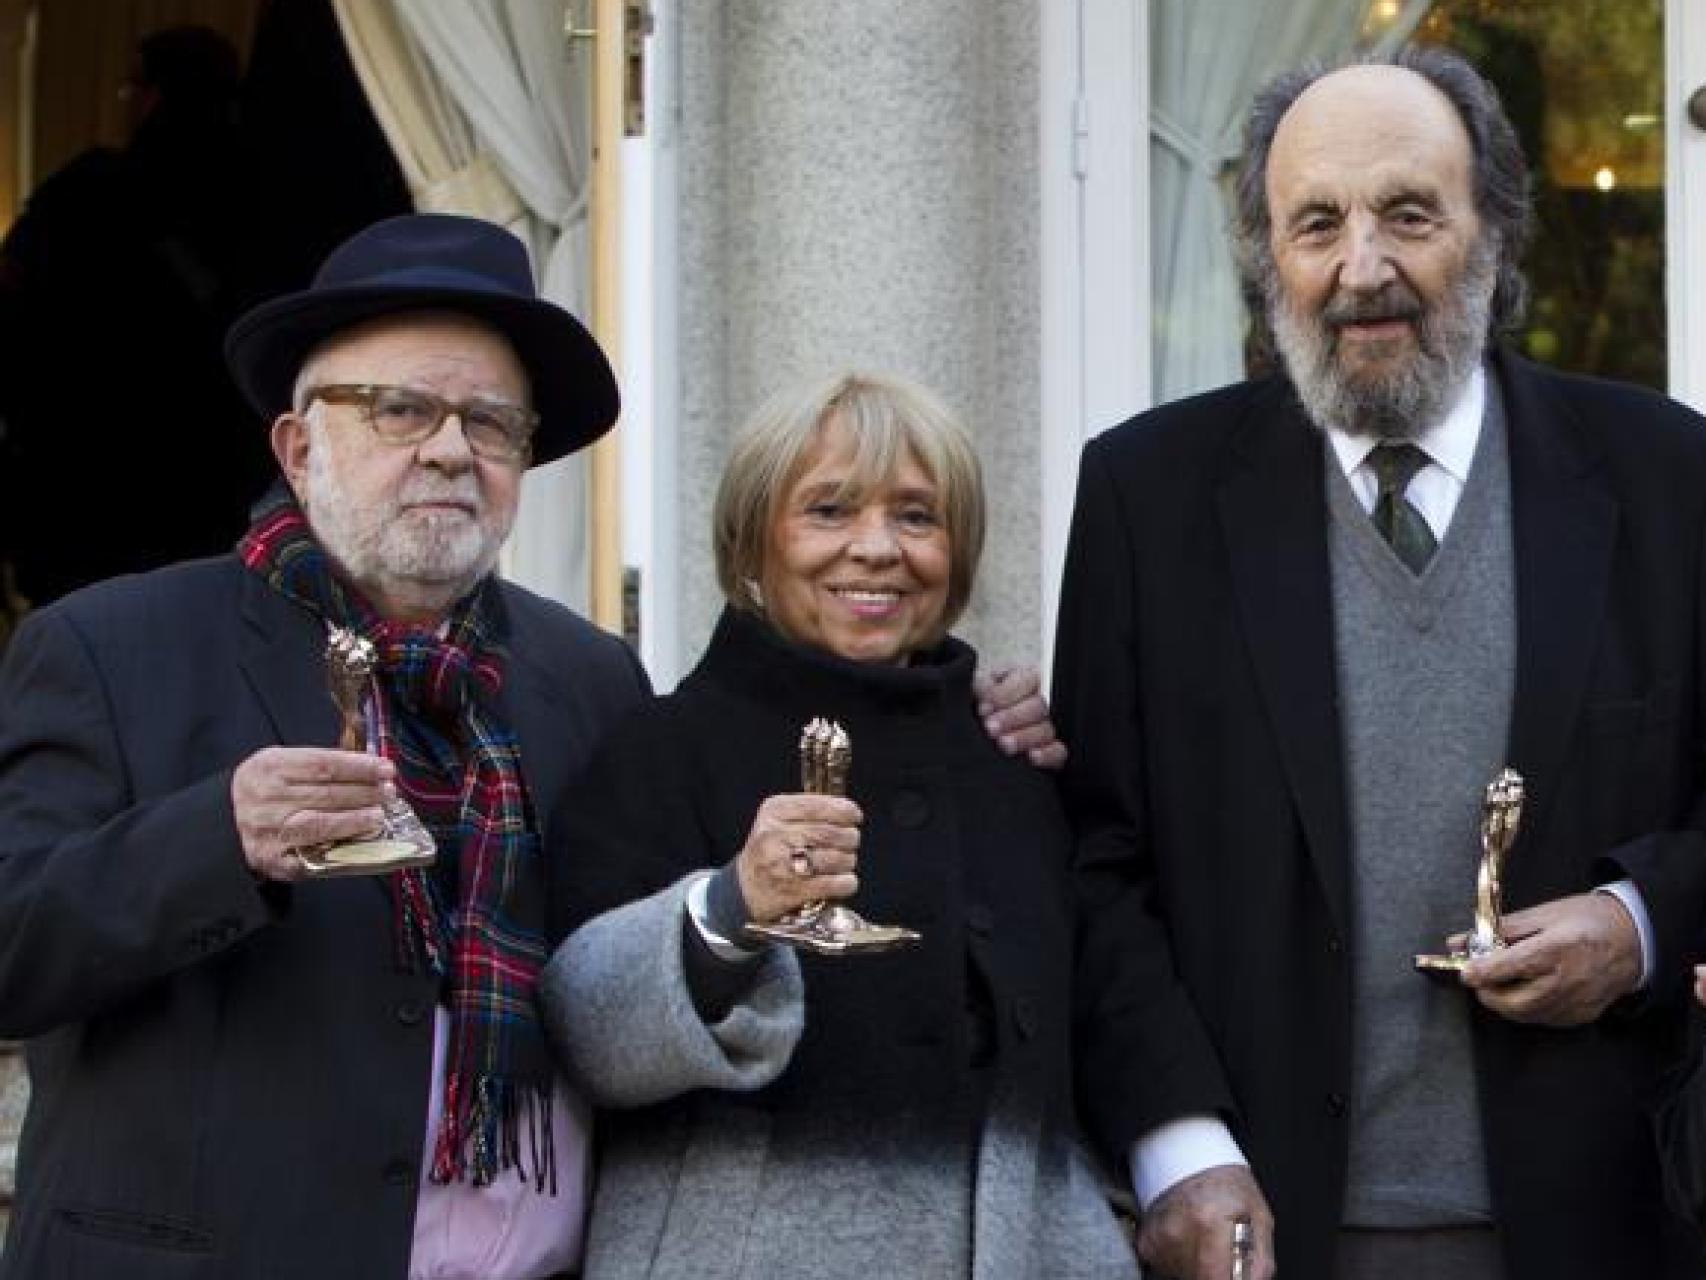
[291,354,329,414]
[1232,44,1532,354]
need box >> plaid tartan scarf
[239,484,554,1191]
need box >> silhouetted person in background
[235,0,412,306]
[0,25,272,606]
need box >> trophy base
[1414,951,1471,973]
[744,905,920,956]
[1415,936,1505,973]
[298,804,436,879]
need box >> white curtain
[1149,0,1432,403]
[331,0,595,613]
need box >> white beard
[300,428,510,607]
[1271,237,1497,441]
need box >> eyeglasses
[306,384,537,462]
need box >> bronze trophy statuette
[1414,767,1525,973]
[743,718,921,955]
[295,626,437,878]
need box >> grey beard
[300,424,506,609]
[1269,241,1496,441]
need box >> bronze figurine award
[296,626,437,878]
[1415,767,1525,972]
[744,718,921,955]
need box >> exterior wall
[673,0,1043,670]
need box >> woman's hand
[735,793,863,923]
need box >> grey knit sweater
[1326,388,1515,1228]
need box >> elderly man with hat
[0,213,643,1280]
[0,212,1060,1280]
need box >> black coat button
[891,789,930,828]
[381,1157,416,1186]
[1012,996,1038,1040]
[1326,1091,1348,1118]
[395,999,427,1027]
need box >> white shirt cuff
[685,871,761,962]
[1595,878,1654,990]
[1129,1114,1248,1210]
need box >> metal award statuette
[743,718,921,956]
[1415,767,1525,973]
[295,627,438,878]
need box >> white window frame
[1039,0,1150,674]
[634,0,681,688]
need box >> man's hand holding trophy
[293,626,437,878]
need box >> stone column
[673,0,1042,664]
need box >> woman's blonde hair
[713,370,986,635]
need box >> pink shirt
[409,1007,591,1280]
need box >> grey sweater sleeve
[539,872,805,1108]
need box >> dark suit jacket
[1054,350,1706,1280]
[1659,1013,1706,1229]
[0,556,649,1279]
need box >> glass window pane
[1389,0,1667,390]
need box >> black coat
[0,557,649,1279]
[555,606,1081,1142]
[1053,350,1706,1280]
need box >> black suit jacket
[0,556,649,1279]
[1054,350,1706,1280]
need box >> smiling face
[270,312,528,623]
[759,416,953,665]
[1264,65,1494,439]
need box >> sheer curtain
[330,0,594,613]
[1148,0,1432,402]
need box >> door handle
[1690,85,1706,132]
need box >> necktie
[1369,443,1437,574]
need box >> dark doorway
[0,0,409,627]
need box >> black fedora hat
[225,213,618,466]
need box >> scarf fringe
[430,1074,557,1194]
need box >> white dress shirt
[1325,365,1485,535]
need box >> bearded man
[0,212,1070,1280]
[0,213,646,1280]
[1055,48,1706,1280]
